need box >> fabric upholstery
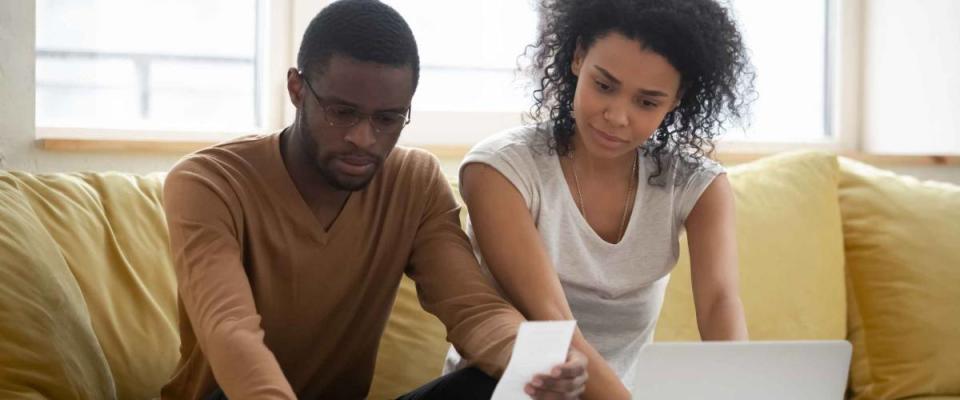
[2,171,179,399]
[4,152,958,399]
[0,171,116,399]
[656,151,847,341]
[839,158,960,400]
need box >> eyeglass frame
[298,70,412,134]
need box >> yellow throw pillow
[839,158,960,400]
[9,172,179,400]
[656,151,847,341]
[370,276,448,400]
[0,172,116,399]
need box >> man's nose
[344,119,377,148]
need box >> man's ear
[571,39,586,77]
[287,67,305,109]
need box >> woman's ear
[571,40,586,77]
[672,89,684,110]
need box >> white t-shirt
[446,125,724,390]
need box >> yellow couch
[1,151,958,400]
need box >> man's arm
[403,160,524,377]
[164,160,296,399]
[405,155,588,400]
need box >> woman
[448,0,755,398]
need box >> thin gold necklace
[571,149,638,243]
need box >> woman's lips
[590,125,628,149]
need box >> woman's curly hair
[525,0,755,183]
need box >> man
[160,1,587,399]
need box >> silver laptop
[630,341,852,400]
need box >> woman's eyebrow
[594,65,669,97]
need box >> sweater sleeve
[405,154,525,378]
[163,158,296,400]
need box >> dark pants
[395,367,497,400]
[204,367,497,400]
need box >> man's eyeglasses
[299,71,411,134]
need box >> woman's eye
[595,80,612,92]
[637,99,659,108]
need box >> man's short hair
[297,0,420,89]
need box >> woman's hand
[525,348,589,399]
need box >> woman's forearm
[571,331,632,400]
[696,295,748,341]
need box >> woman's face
[571,32,682,159]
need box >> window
[36,0,264,134]
[385,0,831,146]
[726,0,829,143]
[381,0,537,113]
[34,0,835,150]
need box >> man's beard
[316,155,380,191]
[299,112,380,191]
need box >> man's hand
[524,347,588,399]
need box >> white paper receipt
[491,320,577,400]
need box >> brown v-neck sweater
[160,133,523,399]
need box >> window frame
[715,0,860,154]
[37,0,863,156]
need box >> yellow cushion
[370,276,448,399]
[7,172,179,399]
[656,151,847,341]
[838,158,960,400]
[0,172,116,399]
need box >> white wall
[860,0,960,184]
[864,0,960,155]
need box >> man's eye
[374,114,403,124]
[332,107,357,117]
